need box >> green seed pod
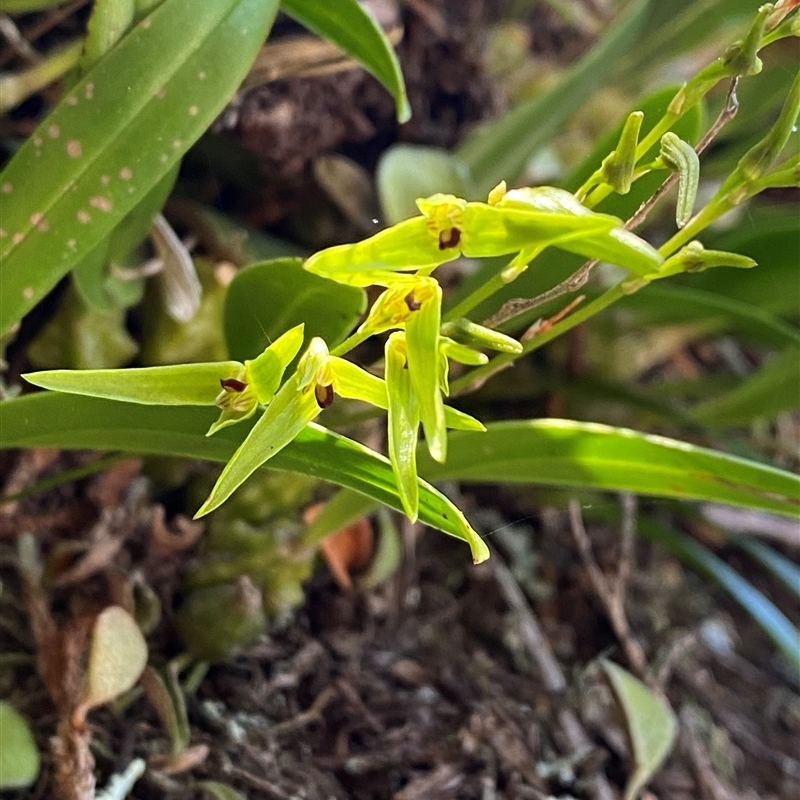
[660,132,700,228]
[175,576,266,662]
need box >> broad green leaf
[0,392,488,561]
[24,361,243,405]
[223,258,366,361]
[0,0,280,335]
[456,0,653,195]
[641,516,800,673]
[601,660,677,800]
[280,0,410,122]
[84,606,148,709]
[72,166,179,313]
[418,420,800,518]
[377,145,474,222]
[691,347,800,425]
[0,702,39,790]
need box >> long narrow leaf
[280,0,410,122]
[0,393,488,562]
[0,0,279,334]
[640,517,800,673]
[418,420,800,518]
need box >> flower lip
[438,228,461,250]
[404,291,421,311]
[314,383,335,409]
[219,377,247,393]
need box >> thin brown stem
[568,499,650,680]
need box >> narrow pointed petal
[405,283,447,462]
[328,358,389,408]
[386,335,420,521]
[444,406,485,432]
[24,362,244,405]
[195,374,320,517]
[246,323,305,404]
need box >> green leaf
[691,347,800,425]
[377,145,475,222]
[0,392,488,561]
[72,166,179,313]
[0,0,280,335]
[0,702,40,790]
[223,258,366,361]
[84,606,148,710]
[601,660,677,800]
[456,0,653,196]
[24,361,243,405]
[418,419,800,518]
[280,0,410,122]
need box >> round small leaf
[85,606,148,709]
[0,702,40,789]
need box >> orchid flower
[24,324,306,438]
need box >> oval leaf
[601,660,677,800]
[84,606,148,709]
[224,258,366,361]
[0,0,279,334]
[0,702,40,790]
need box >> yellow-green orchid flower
[23,324,306,439]
[207,324,305,435]
[197,331,486,521]
[303,182,663,287]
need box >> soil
[1,2,799,799]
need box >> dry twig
[568,496,649,679]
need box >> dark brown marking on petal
[438,227,461,250]
[220,378,247,393]
[404,292,421,311]
[314,383,335,409]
